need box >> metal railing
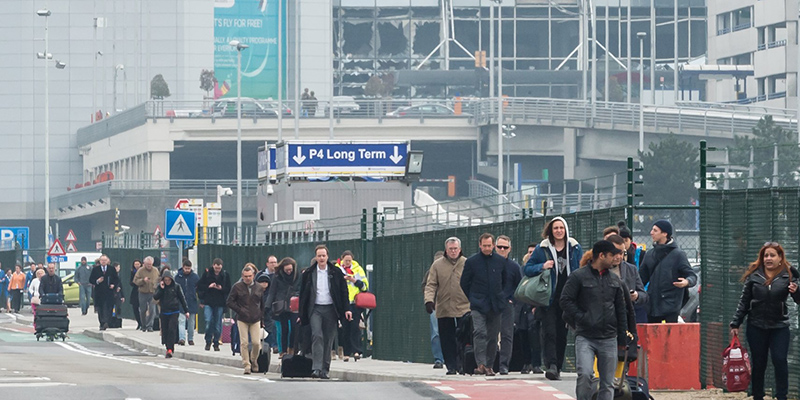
[473,97,797,137]
[86,97,798,144]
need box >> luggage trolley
[34,295,70,342]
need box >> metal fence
[699,187,800,398]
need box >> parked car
[257,99,293,117]
[324,96,360,116]
[386,103,465,117]
[61,273,83,306]
[212,98,280,118]
[680,260,701,322]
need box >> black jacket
[266,268,300,316]
[89,264,120,301]
[197,269,232,308]
[39,273,63,296]
[461,251,508,314]
[299,262,349,326]
[731,267,800,330]
[560,265,628,345]
[503,259,523,301]
[154,281,189,314]
[639,240,697,316]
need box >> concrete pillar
[150,152,171,181]
[563,128,578,180]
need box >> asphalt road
[0,313,577,400]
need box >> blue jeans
[79,284,93,315]
[575,336,618,400]
[746,323,790,400]
[203,306,224,345]
[179,313,196,342]
[430,311,443,363]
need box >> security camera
[266,184,274,195]
[55,61,66,69]
[224,188,233,196]
[120,225,131,232]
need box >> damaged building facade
[334,0,708,100]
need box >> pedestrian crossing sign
[164,209,196,240]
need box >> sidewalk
[13,309,573,382]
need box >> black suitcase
[108,317,122,329]
[41,293,63,305]
[36,304,68,318]
[257,344,272,374]
[508,328,530,372]
[35,315,70,332]
[627,376,654,400]
[281,354,313,378]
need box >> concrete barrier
[629,323,701,390]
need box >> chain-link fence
[700,187,800,398]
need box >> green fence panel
[371,206,626,364]
[700,188,800,398]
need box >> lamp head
[37,9,51,17]
[637,32,647,39]
[55,61,66,69]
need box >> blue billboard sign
[275,141,409,179]
[0,227,29,249]
[258,144,277,181]
[214,0,286,99]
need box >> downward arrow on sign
[293,145,306,165]
[389,146,404,164]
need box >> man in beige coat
[133,256,161,332]
[424,237,470,375]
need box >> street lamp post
[502,125,516,193]
[491,0,503,198]
[37,8,65,249]
[637,32,647,153]
[113,64,124,113]
[230,40,249,244]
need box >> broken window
[413,21,441,57]
[343,22,375,57]
[378,21,409,56]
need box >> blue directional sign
[47,255,68,263]
[0,227,29,249]
[275,141,409,179]
[258,145,278,181]
[164,210,196,241]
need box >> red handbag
[289,296,300,313]
[354,292,376,309]
[722,335,751,392]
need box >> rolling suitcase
[36,304,68,318]
[41,293,63,305]
[35,315,70,332]
[281,354,313,378]
[257,340,272,374]
[221,318,234,343]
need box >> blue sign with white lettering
[276,141,409,179]
[164,210,196,241]
[0,227,29,249]
[47,255,68,263]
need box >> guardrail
[92,96,797,141]
[475,98,797,137]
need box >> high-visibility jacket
[336,260,369,303]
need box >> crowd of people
[423,218,699,400]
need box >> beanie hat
[653,219,673,238]
[161,269,174,280]
[256,271,271,283]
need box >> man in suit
[89,254,120,330]
[299,244,352,379]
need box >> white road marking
[421,380,441,384]
[538,386,558,391]
[0,382,76,387]
[450,395,471,399]
[55,342,273,383]
[0,377,51,381]
[554,394,574,399]
[436,386,454,391]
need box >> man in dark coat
[461,233,507,377]
[299,244,351,379]
[89,254,120,330]
[639,219,697,323]
[175,259,200,346]
[495,235,522,375]
[38,263,63,299]
[197,258,232,351]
